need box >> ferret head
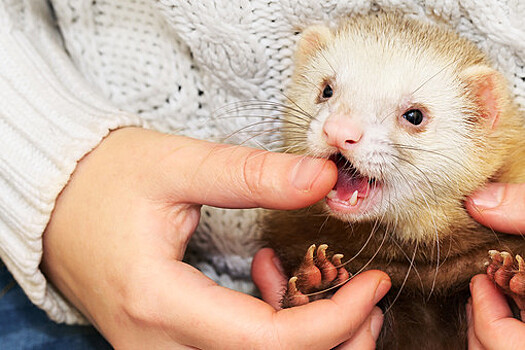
[285,14,519,241]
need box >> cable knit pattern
[0,0,523,324]
[0,2,143,324]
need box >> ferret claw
[486,250,525,311]
[501,251,513,267]
[281,244,350,308]
[306,244,316,262]
[332,254,344,266]
[317,244,328,259]
[288,276,299,293]
[517,255,525,272]
[489,249,502,263]
[283,277,309,307]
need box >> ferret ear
[295,25,333,66]
[461,65,509,129]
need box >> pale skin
[41,127,391,350]
[466,184,525,349]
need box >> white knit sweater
[0,0,523,325]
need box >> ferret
[261,13,525,349]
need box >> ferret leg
[281,244,349,308]
[487,250,525,313]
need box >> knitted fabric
[0,0,523,324]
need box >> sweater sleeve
[0,2,143,324]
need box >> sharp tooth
[327,190,337,199]
[349,190,358,206]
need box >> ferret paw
[487,250,525,310]
[281,244,350,308]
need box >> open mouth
[325,153,382,216]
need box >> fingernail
[290,157,326,192]
[470,184,505,209]
[370,308,384,341]
[374,278,391,304]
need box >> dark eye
[402,109,424,125]
[322,84,333,99]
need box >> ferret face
[285,15,504,240]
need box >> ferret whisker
[340,214,383,267]
[316,215,332,237]
[214,110,309,128]
[344,190,392,273]
[390,142,464,168]
[345,205,387,276]
[317,49,337,77]
[219,119,297,136]
[438,234,455,269]
[416,189,441,300]
[280,93,316,121]
[384,240,419,314]
[261,140,306,151]
[379,104,402,124]
[393,235,425,293]
[387,157,442,300]
[410,60,456,96]
[213,101,313,124]
[298,73,324,96]
[263,144,302,155]
[390,154,441,206]
[229,132,307,147]
[222,124,301,146]
[225,127,308,141]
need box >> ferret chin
[261,12,525,350]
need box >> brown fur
[261,13,525,349]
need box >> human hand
[252,248,388,349]
[466,183,525,349]
[42,127,391,349]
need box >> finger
[469,274,525,348]
[251,248,287,310]
[470,274,513,324]
[335,307,383,350]
[153,264,390,350]
[466,183,525,234]
[466,299,485,350]
[157,136,337,209]
[272,271,389,349]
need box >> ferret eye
[402,109,424,125]
[322,84,333,99]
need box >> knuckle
[119,266,162,327]
[241,150,271,200]
[121,291,152,326]
[265,313,294,350]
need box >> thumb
[466,183,525,234]
[159,135,337,209]
[469,274,525,348]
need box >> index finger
[159,136,337,209]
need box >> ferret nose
[323,116,363,149]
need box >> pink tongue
[334,170,370,201]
